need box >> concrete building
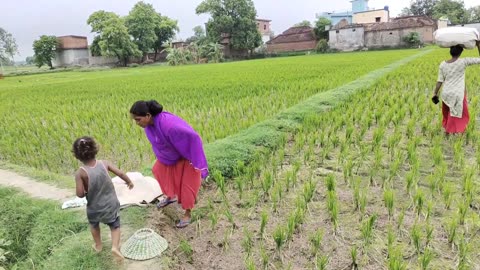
[256,19,272,44]
[317,0,369,25]
[53,36,89,67]
[329,16,437,51]
[353,7,389,23]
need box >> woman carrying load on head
[433,41,480,134]
[130,100,208,228]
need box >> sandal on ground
[176,219,191,228]
[156,197,177,209]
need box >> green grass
[0,187,148,269]
[0,49,420,178]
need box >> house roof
[331,19,363,30]
[331,15,436,31]
[267,26,316,44]
[364,16,436,31]
[256,18,271,22]
[57,35,87,39]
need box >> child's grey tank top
[81,160,120,223]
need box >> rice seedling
[209,211,218,230]
[458,201,468,225]
[353,177,361,211]
[273,225,287,258]
[242,228,254,257]
[359,190,368,218]
[309,229,324,257]
[259,244,269,270]
[387,247,406,270]
[260,210,268,238]
[397,207,406,231]
[316,255,328,270]
[235,176,245,200]
[350,245,358,270]
[343,158,354,184]
[442,182,454,210]
[457,234,470,270]
[361,214,377,247]
[446,217,458,244]
[261,172,273,197]
[245,257,256,270]
[426,200,434,221]
[419,247,434,270]
[414,189,425,218]
[327,190,339,232]
[325,174,336,192]
[410,223,422,255]
[383,189,395,220]
[303,179,316,204]
[179,239,194,263]
[425,223,434,247]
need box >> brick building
[53,36,89,67]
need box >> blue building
[317,0,369,25]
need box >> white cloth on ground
[112,172,163,208]
[62,196,88,209]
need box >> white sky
[1,0,479,61]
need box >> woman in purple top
[130,100,208,228]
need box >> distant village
[54,0,480,68]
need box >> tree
[25,56,35,65]
[403,32,422,47]
[0,28,18,64]
[466,6,480,23]
[294,20,312,27]
[32,35,57,69]
[433,0,468,24]
[87,11,141,66]
[314,17,331,40]
[196,0,262,55]
[402,0,438,17]
[152,15,178,61]
[186,25,207,44]
[202,42,224,63]
[125,1,158,61]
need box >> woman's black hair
[72,136,98,162]
[450,45,464,57]
[130,100,163,117]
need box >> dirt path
[0,169,74,201]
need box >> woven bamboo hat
[121,228,168,260]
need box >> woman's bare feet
[111,248,125,260]
[92,243,102,253]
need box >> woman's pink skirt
[442,95,469,134]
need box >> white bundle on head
[434,27,479,49]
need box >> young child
[72,136,134,260]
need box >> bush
[403,32,422,48]
[128,63,140,68]
[315,39,329,53]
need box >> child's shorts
[89,216,120,229]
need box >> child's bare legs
[110,227,124,260]
[90,225,102,252]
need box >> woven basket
[121,228,168,260]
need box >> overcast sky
[1,0,479,61]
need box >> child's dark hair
[130,100,163,117]
[450,45,464,57]
[72,136,98,162]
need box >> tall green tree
[186,25,207,44]
[32,35,57,69]
[87,11,141,66]
[0,28,18,64]
[152,14,179,61]
[403,0,438,17]
[314,17,331,40]
[433,0,468,24]
[466,5,480,23]
[196,0,261,55]
[125,1,158,60]
[294,20,312,27]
